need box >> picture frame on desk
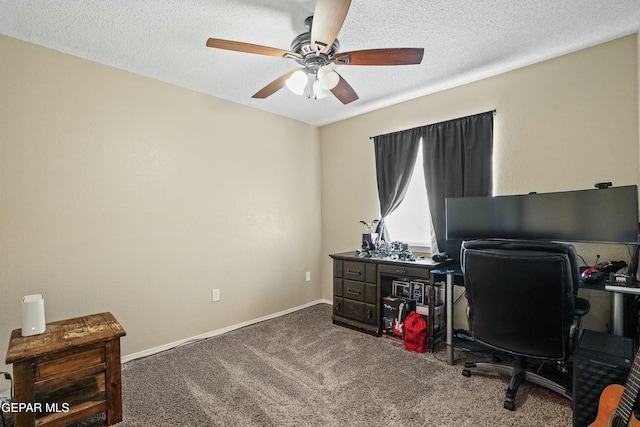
[410,281,426,305]
[392,280,411,298]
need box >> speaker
[572,330,634,427]
[21,294,46,337]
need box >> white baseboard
[121,299,332,364]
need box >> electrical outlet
[305,271,311,281]
[212,289,220,302]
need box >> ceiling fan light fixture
[317,66,339,90]
[285,70,308,95]
[313,80,331,99]
[206,3,423,105]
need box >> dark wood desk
[330,252,443,349]
[5,312,126,427]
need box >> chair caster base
[462,369,471,377]
[503,400,515,411]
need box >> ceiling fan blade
[252,68,305,99]
[334,48,425,66]
[330,73,359,104]
[311,0,352,54]
[206,38,300,59]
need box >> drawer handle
[366,309,373,320]
[346,289,362,296]
[346,269,361,276]
[335,302,341,311]
[395,269,407,274]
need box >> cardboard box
[382,296,415,336]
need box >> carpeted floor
[3,303,573,426]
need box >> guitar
[392,302,406,337]
[590,345,640,426]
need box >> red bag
[403,311,428,353]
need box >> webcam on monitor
[595,182,613,189]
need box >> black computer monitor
[446,185,639,245]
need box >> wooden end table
[5,312,126,427]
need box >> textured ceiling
[1,0,639,126]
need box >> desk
[433,268,633,365]
[5,312,126,427]
[600,282,640,336]
[330,252,443,349]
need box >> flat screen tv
[446,185,639,245]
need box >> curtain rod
[369,109,496,140]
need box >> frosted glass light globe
[317,66,339,90]
[285,70,307,95]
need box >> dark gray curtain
[421,111,494,249]
[373,128,422,241]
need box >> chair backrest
[461,239,580,360]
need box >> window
[384,141,433,250]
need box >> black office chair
[460,239,590,410]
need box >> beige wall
[0,35,322,384]
[320,35,639,329]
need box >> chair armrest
[574,297,590,318]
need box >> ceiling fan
[206,0,424,104]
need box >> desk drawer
[35,345,105,381]
[343,261,365,281]
[343,280,365,302]
[343,299,365,322]
[379,264,431,280]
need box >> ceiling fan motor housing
[290,31,340,73]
